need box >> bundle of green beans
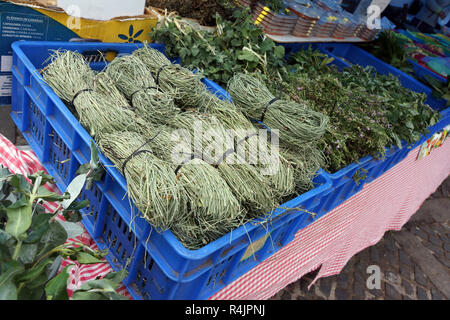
[132,89,181,127]
[132,45,208,108]
[42,50,95,103]
[170,210,246,250]
[98,131,188,230]
[280,145,325,194]
[227,73,330,150]
[104,54,157,100]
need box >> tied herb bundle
[227,73,327,194]
[134,124,244,224]
[198,92,296,197]
[133,45,208,108]
[105,53,181,126]
[42,50,145,138]
[98,131,188,229]
[227,73,329,150]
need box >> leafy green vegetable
[0,165,125,300]
[150,8,287,86]
[275,47,440,172]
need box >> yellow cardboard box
[0,0,158,105]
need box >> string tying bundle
[227,73,330,149]
[97,131,188,230]
[132,45,208,108]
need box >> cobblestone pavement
[270,176,450,300]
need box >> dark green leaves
[237,50,259,63]
[72,270,129,300]
[45,265,72,300]
[0,167,121,300]
[5,204,32,240]
[0,261,25,300]
[149,8,287,87]
[73,251,105,264]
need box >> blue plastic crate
[11,40,333,300]
[408,59,447,83]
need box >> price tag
[417,125,450,160]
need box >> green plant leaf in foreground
[71,270,129,300]
[5,204,32,240]
[45,265,72,300]
[0,280,17,300]
[0,261,25,300]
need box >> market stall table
[1,134,449,300]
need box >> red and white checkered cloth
[1,134,449,300]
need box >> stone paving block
[413,265,428,287]
[422,241,445,256]
[353,281,366,299]
[385,283,402,300]
[385,271,400,285]
[431,288,445,300]
[417,286,430,300]
[402,279,415,296]
[336,273,349,288]
[399,265,412,279]
[444,241,450,253]
[412,227,428,241]
[436,255,450,268]
[429,235,442,247]
[370,246,381,263]
[368,288,383,298]
[434,224,449,237]
[335,288,349,300]
[384,235,397,253]
[319,278,332,297]
[399,250,411,266]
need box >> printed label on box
[0,74,12,97]
[0,12,49,42]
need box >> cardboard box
[0,0,158,105]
